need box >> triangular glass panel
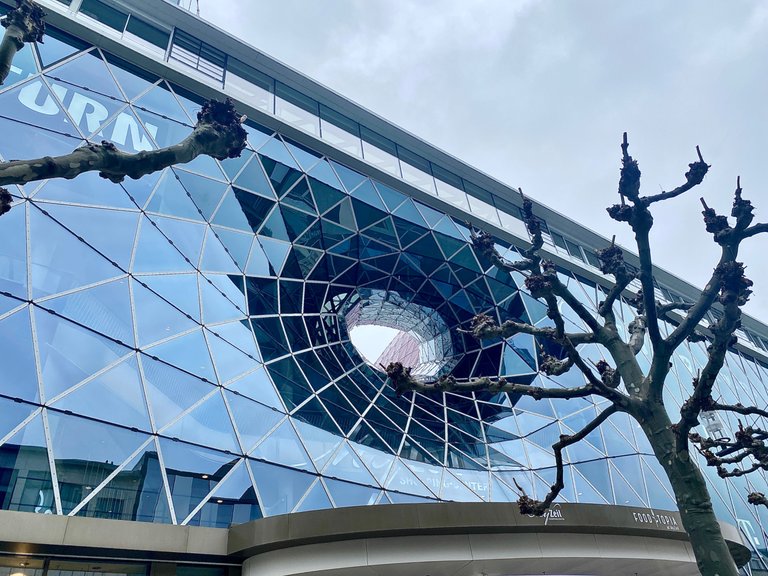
[226,367,283,409]
[35,308,129,401]
[45,50,123,100]
[176,170,228,220]
[0,308,39,402]
[320,441,377,485]
[292,419,343,473]
[206,330,255,384]
[351,180,387,210]
[140,355,215,430]
[250,420,314,471]
[53,355,150,430]
[295,479,332,512]
[146,329,217,383]
[211,188,252,232]
[609,461,647,506]
[258,205,290,242]
[39,203,138,270]
[385,459,436,498]
[283,137,321,172]
[210,228,251,271]
[187,459,262,527]
[224,390,283,453]
[103,53,158,101]
[200,228,240,274]
[373,182,407,212]
[45,278,134,346]
[30,206,123,298]
[234,156,276,199]
[162,390,239,453]
[147,218,204,271]
[0,396,38,441]
[146,171,205,220]
[131,216,194,274]
[0,414,56,514]
[75,438,167,522]
[324,478,380,507]
[248,460,315,516]
[393,198,428,226]
[132,279,198,347]
[330,160,365,192]
[281,177,317,214]
[47,410,149,513]
[258,138,300,169]
[158,438,238,522]
[139,273,200,322]
[440,470,484,501]
[133,81,190,124]
[200,278,245,325]
[641,456,676,510]
[307,159,343,189]
[0,203,27,298]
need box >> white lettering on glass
[16,80,160,153]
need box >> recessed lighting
[216,499,223,504]
[202,474,209,479]
[19,563,29,567]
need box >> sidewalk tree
[389,134,768,576]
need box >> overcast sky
[199,0,768,319]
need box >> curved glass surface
[0,30,767,561]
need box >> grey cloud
[201,0,768,317]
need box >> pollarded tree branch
[0,0,44,85]
[513,404,618,515]
[690,421,768,479]
[384,361,599,400]
[665,181,758,352]
[676,261,753,450]
[470,189,543,273]
[457,312,595,345]
[708,402,768,420]
[643,146,710,205]
[608,135,710,357]
[595,239,636,321]
[0,99,247,189]
[657,301,694,318]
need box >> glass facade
[0,14,768,568]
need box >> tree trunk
[0,23,23,85]
[637,406,740,576]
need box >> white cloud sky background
[198,0,768,319]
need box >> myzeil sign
[13,72,160,154]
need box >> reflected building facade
[0,0,768,573]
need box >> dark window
[228,58,273,92]
[80,0,129,31]
[275,82,319,115]
[565,238,584,261]
[319,105,359,136]
[552,232,568,252]
[463,180,494,204]
[125,16,170,50]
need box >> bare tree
[388,133,768,575]
[0,1,248,212]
